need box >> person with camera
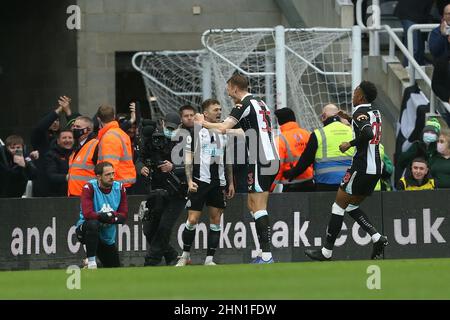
[138,112,188,266]
[429,4,450,61]
[0,135,38,198]
[75,162,128,269]
[176,99,235,267]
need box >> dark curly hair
[359,81,377,103]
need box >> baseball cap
[164,112,181,130]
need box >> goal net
[133,27,355,131]
[132,50,206,116]
[203,28,354,131]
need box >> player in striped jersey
[194,74,279,264]
[305,81,388,261]
[176,99,235,266]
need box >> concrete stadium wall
[0,1,78,144]
[75,0,284,117]
[1,190,449,270]
[276,0,354,28]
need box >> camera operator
[0,135,38,198]
[137,112,189,266]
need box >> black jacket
[0,150,38,198]
[394,0,434,23]
[432,57,450,103]
[44,143,73,197]
[31,110,79,196]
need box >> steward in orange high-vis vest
[68,116,98,196]
[272,108,315,192]
[96,105,136,188]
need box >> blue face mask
[164,128,175,139]
[423,132,437,144]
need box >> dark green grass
[1,258,449,299]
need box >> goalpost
[132,25,362,130]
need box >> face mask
[72,128,86,140]
[437,142,447,154]
[423,132,437,144]
[164,128,175,139]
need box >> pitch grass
[0,258,449,300]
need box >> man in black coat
[31,96,78,196]
[394,0,434,65]
[44,129,74,196]
[0,135,38,198]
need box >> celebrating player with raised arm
[194,74,279,264]
[305,81,388,261]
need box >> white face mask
[423,132,437,144]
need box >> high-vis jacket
[273,122,313,188]
[314,121,353,185]
[399,176,435,190]
[68,138,99,196]
[97,121,136,187]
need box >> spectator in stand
[431,54,450,106]
[31,96,78,197]
[396,118,441,183]
[394,0,434,66]
[0,138,7,190]
[44,129,74,196]
[429,4,450,61]
[397,157,435,190]
[429,129,450,188]
[0,135,38,198]
[117,102,137,143]
[179,105,196,130]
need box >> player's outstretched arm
[194,113,237,133]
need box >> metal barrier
[356,0,449,117]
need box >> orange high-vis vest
[272,122,313,190]
[97,121,136,187]
[68,138,99,196]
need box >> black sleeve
[229,104,250,122]
[45,152,67,184]
[24,160,38,180]
[31,111,59,150]
[431,59,450,102]
[350,111,374,146]
[352,111,371,130]
[119,120,132,132]
[285,133,318,177]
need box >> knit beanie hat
[422,117,441,135]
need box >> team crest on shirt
[356,114,368,121]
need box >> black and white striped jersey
[351,104,382,175]
[229,93,277,165]
[187,126,227,186]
